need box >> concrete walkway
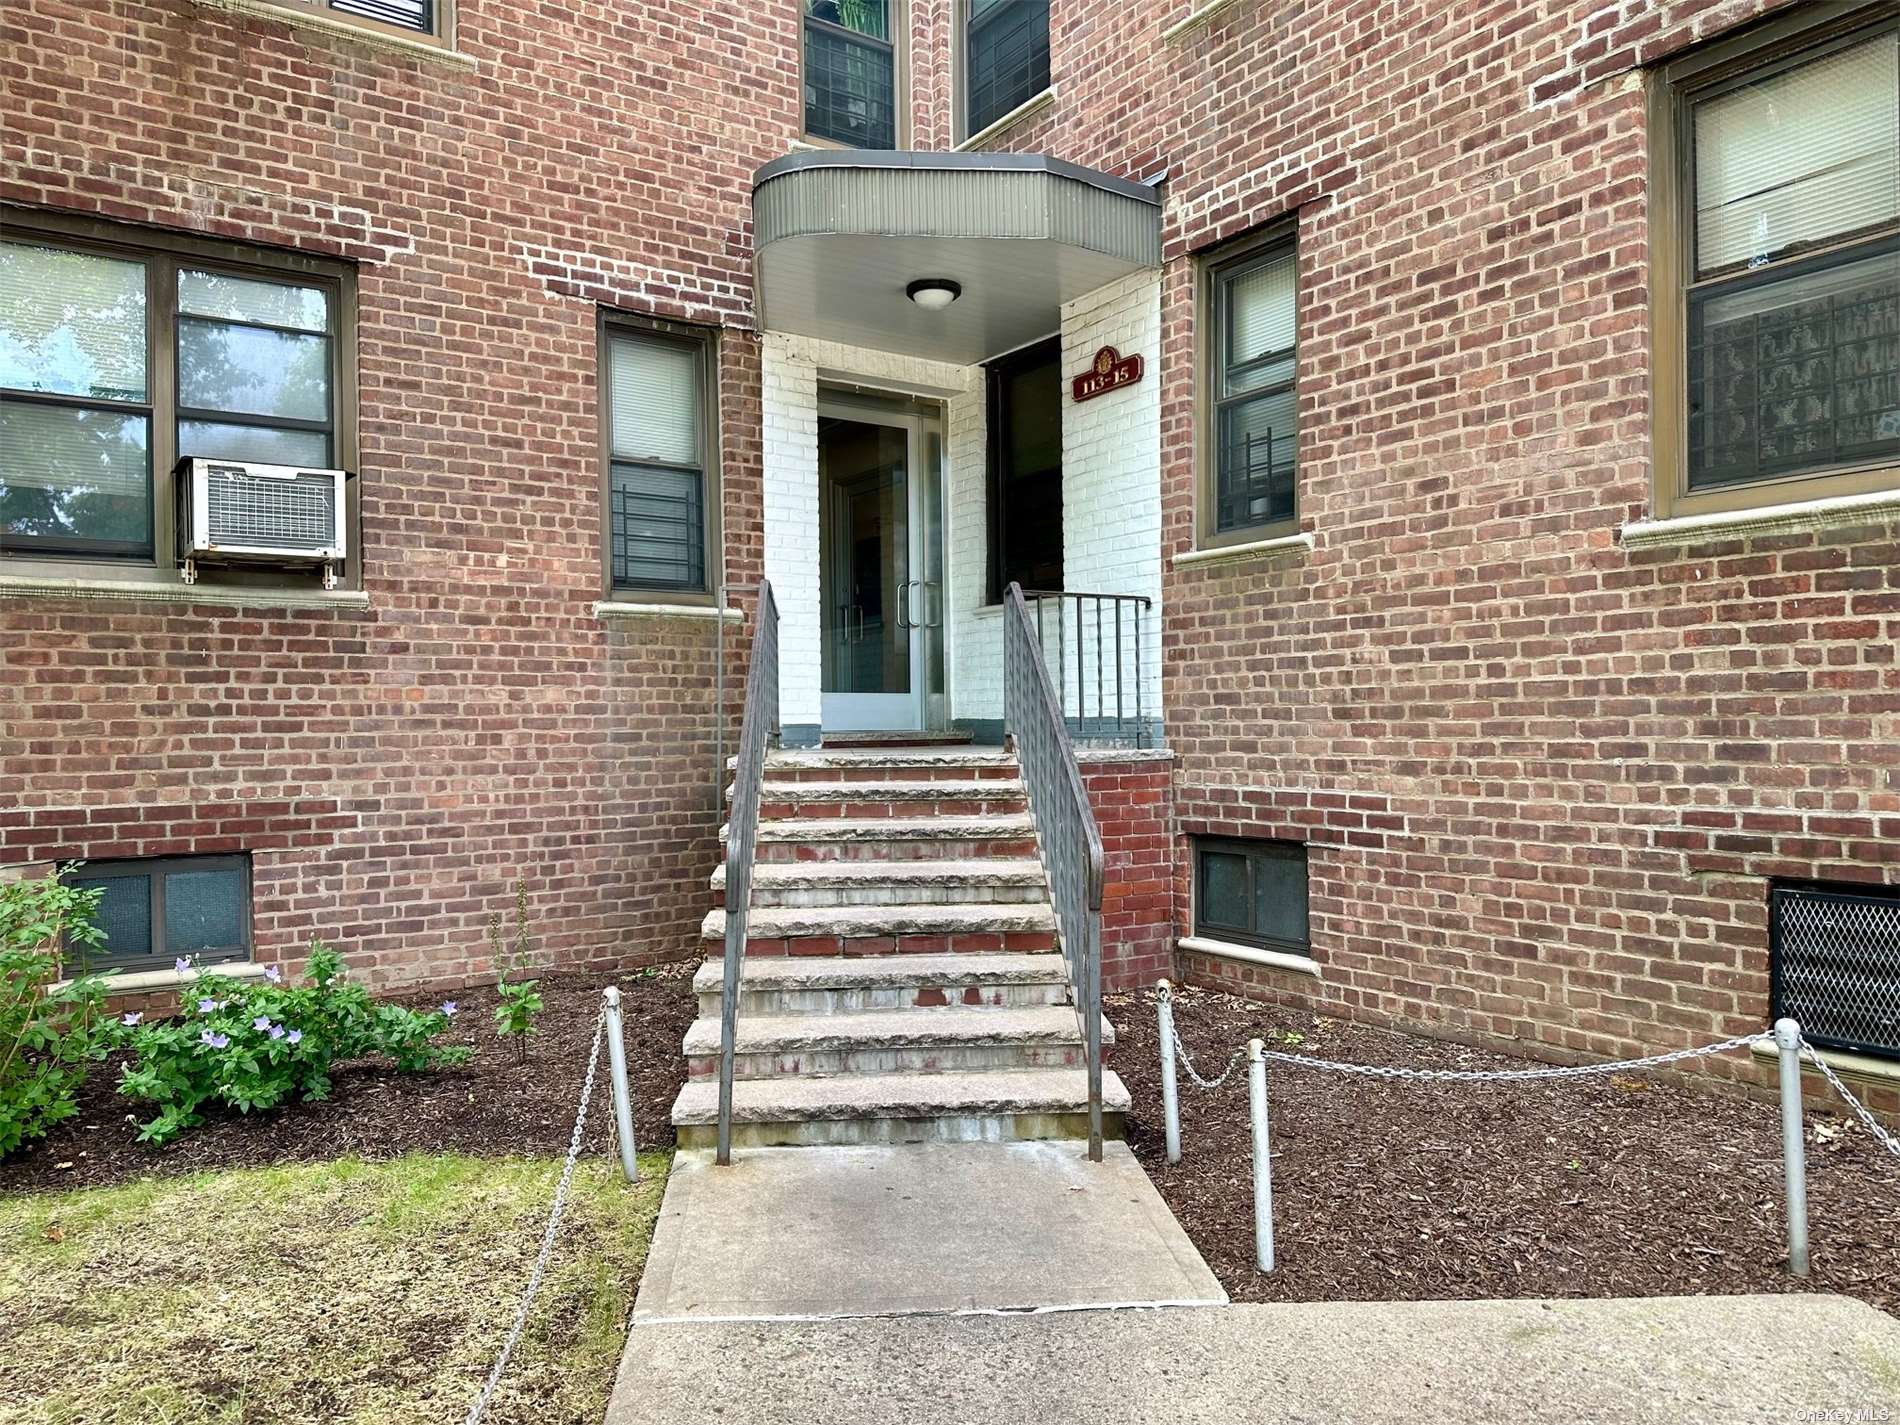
[632,1141,1226,1322]
[608,1294,1900,1424]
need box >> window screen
[606,326,710,593]
[1194,838,1309,952]
[66,856,251,972]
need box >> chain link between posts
[1802,1035,1900,1165]
[463,1007,609,1425]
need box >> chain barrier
[1802,1035,1900,1166]
[463,1008,609,1425]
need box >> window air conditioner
[175,458,349,589]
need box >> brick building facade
[3,0,1897,1106]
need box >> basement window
[64,855,253,975]
[1770,880,1900,1062]
[1194,838,1309,954]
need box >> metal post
[1157,980,1182,1165]
[1249,1038,1274,1273]
[1774,1017,1810,1278]
[602,987,639,1184]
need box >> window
[1193,838,1309,953]
[962,0,1051,139]
[601,315,717,597]
[986,336,1062,601]
[64,856,252,974]
[803,1,901,149]
[1199,228,1298,544]
[1655,7,1900,517]
[265,0,448,44]
[1770,880,1900,1062]
[0,210,355,579]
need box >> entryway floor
[629,1141,1227,1324]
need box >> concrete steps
[681,1004,1112,1080]
[670,1068,1131,1148]
[732,814,1040,863]
[709,859,1049,909]
[702,902,1059,956]
[753,780,1028,820]
[692,953,1074,1016]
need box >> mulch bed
[1109,983,1900,1317]
[0,965,698,1195]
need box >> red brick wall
[1079,752,1173,992]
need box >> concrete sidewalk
[608,1294,1900,1424]
[632,1141,1226,1322]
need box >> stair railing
[1018,588,1152,748]
[717,578,779,1166]
[1003,581,1105,1162]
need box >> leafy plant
[0,872,111,1157]
[108,941,469,1146]
[488,877,544,1065]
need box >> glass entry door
[819,395,944,732]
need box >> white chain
[1252,1032,1771,1083]
[463,1008,608,1425]
[1802,1036,1900,1165]
[1171,1026,1247,1090]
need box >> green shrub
[109,942,471,1146]
[0,872,110,1158]
[489,876,545,1064]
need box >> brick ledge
[594,600,745,622]
[0,574,370,611]
[1750,1037,1900,1092]
[954,88,1057,152]
[1620,487,1900,549]
[1162,0,1254,43]
[1179,935,1322,979]
[1172,531,1315,569]
[53,961,268,995]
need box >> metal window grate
[611,462,704,591]
[967,0,1050,134]
[804,19,896,149]
[1216,424,1294,532]
[1771,883,1900,1061]
[205,466,338,550]
[330,0,432,32]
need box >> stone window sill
[955,88,1056,152]
[0,573,370,611]
[54,961,267,995]
[594,600,745,622]
[1750,1037,1900,1091]
[1178,934,1322,979]
[192,0,479,67]
[1163,0,1254,42]
[1620,487,1900,549]
[1172,531,1315,569]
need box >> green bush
[109,942,471,1146]
[0,873,110,1158]
[489,876,545,1064]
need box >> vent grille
[1771,883,1900,1061]
[205,466,339,551]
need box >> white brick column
[761,333,823,741]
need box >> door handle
[896,583,911,631]
[922,579,941,629]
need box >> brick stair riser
[686,1042,1089,1081]
[758,797,1028,821]
[756,837,1038,864]
[763,765,1019,786]
[711,883,1047,910]
[676,1110,1125,1150]
[697,980,1073,1017]
[730,930,1059,956]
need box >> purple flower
[174,956,193,975]
[286,1029,303,1046]
[199,1029,229,1049]
[269,1025,286,1041]
[120,1012,142,1027]
[263,966,283,984]
[441,1001,459,1018]
[197,998,216,1015]
[252,1016,273,1033]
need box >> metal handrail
[1003,581,1105,1161]
[716,578,779,1165]
[1019,589,1152,748]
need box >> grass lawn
[0,1150,670,1425]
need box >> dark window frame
[801,0,907,151]
[1650,1,1900,518]
[958,0,1053,142]
[1768,877,1900,1062]
[0,206,360,587]
[984,334,1063,604]
[1196,220,1300,548]
[597,309,721,603]
[64,854,253,974]
[1192,836,1310,955]
[261,0,452,47]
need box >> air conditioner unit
[175,458,349,589]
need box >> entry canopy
[752,150,1163,366]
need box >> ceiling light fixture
[906,278,962,311]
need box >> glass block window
[605,324,712,593]
[1770,881,1900,1062]
[966,0,1050,136]
[65,855,251,973]
[1194,838,1309,953]
[804,1,897,149]
[1683,26,1900,493]
[1209,237,1298,533]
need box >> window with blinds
[267,0,437,38]
[1205,234,1298,536]
[965,0,1051,137]
[604,323,713,594]
[1679,22,1900,496]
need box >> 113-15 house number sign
[1071,345,1144,402]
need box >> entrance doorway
[818,392,945,733]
